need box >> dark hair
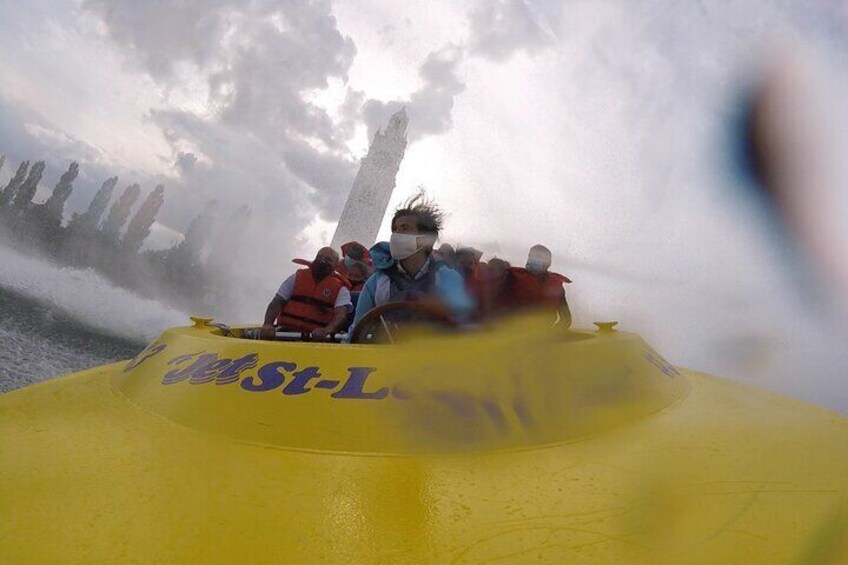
[488,257,511,269]
[456,246,482,261]
[345,243,367,260]
[391,190,444,235]
[348,261,369,278]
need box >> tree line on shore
[0,154,250,315]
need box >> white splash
[0,243,188,342]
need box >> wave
[0,243,188,343]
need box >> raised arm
[260,295,286,340]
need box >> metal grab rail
[240,327,350,343]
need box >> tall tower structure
[330,108,408,249]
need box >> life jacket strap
[289,294,334,311]
[278,312,328,327]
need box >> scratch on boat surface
[450,522,644,564]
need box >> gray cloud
[0,95,101,167]
[0,94,119,214]
[81,0,359,225]
[175,152,197,173]
[81,0,473,223]
[358,0,563,143]
[208,7,357,147]
[80,0,232,80]
[362,44,466,142]
[146,109,311,227]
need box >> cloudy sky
[1,1,847,409]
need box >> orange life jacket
[276,269,345,332]
[475,264,512,318]
[507,267,571,309]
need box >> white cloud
[468,0,558,61]
[362,44,467,142]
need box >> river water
[0,243,188,392]
[0,286,142,392]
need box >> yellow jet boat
[2,309,847,564]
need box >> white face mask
[526,259,547,274]
[389,232,422,260]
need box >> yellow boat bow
[2,315,847,563]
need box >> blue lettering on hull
[157,352,392,400]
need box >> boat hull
[2,318,847,563]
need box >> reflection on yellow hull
[2,315,847,563]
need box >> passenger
[345,260,369,292]
[454,246,482,278]
[507,244,572,327]
[480,257,512,319]
[337,241,372,293]
[455,247,486,319]
[260,247,353,340]
[338,241,372,279]
[351,194,473,331]
[432,243,456,267]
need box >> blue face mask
[344,256,357,268]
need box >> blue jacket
[350,242,473,332]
